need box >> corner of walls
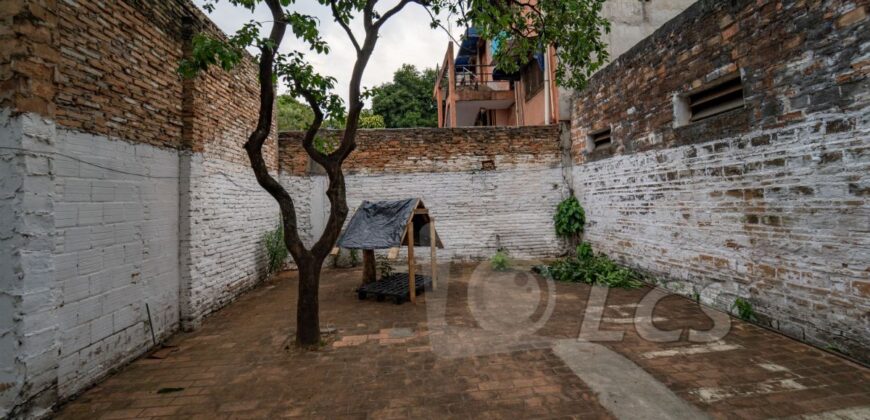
[177,145,280,331]
[0,110,59,419]
[559,121,576,196]
[176,149,197,330]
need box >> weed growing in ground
[825,344,845,354]
[264,225,288,274]
[490,249,511,271]
[534,243,643,289]
[375,254,393,280]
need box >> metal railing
[452,64,512,91]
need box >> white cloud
[192,0,462,107]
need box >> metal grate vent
[591,128,612,150]
[688,74,745,122]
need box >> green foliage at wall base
[534,243,642,289]
[731,298,758,322]
[490,249,511,271]
[264,225,288,274]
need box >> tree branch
[330,2,361,53]
[422,5,462,49]
[373,0,416,29]
[297,90,329,167]
[363,0,376,30]
[244,0,309,262]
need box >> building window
[521,61,544,101]
[676,72,745,126]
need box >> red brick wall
[278,126,561,175]
[571,0,868,158]
[1,0,59,116]
[48,0,275,165]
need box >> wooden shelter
[337,198,443,304]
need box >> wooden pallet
[357,273,432,304]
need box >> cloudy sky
[193,1,462,105]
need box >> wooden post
[407,222,416,304]
[430,219,437,291]
[436,84,443,128]
[362,249,376,284]
[447,43,457,127]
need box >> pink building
[433,1,696,127]
[434,28,561,127]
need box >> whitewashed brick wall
[573,110,870,357]
[280,166,569,262]
[179,154,279,329]
[52,128,180,398]
[1,111,58,419]
[2,113,280,416]
[278,175,320,248]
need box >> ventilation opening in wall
[686,74,745,123]
[589,128,612,151]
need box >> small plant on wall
[554,196,586,251]
[731,298,758,322]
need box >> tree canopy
[276,95,315,131]
[277,95,384,132]
[370,64,437,128]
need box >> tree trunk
[362,249,376,284]
[245,0,398,349]
[296,261,321,346]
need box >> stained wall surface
[571,0,870,361]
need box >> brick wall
[0,112,59,419]
[53,128,181,399]
[571,0,869,361]
[1,3,61,417]
[179,154,279,329]
[54,0,183,147]
[279,126,560,175]
[279,126,569,260]
[0,0,59,116]
[53,0,278,164]
[1,0,277,416]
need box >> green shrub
[554,196,585,239]
[534,243,642,289]
[264,225,288,274]
[490,249,511,271]
[577,242,593,260]
[731,298,757,322]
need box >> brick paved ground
[55,263,870,419]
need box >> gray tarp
[337,199,418,250]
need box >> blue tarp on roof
[455,27,479,67]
